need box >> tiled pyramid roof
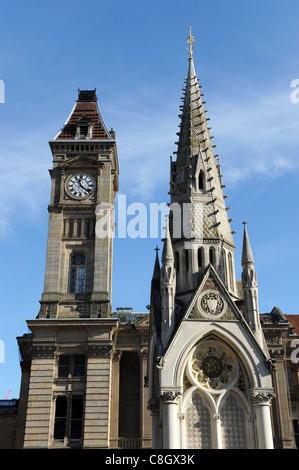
[55,90,111,141]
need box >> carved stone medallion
[198,290,226,319]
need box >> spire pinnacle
[152,246,161,281]
[162,218,174,262]
[186,26,196,58]
[242,221,255,266]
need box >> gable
[185,265,243,323]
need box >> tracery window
[185,390,212,448]
[182,339,251,449]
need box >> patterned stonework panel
[186,390,212,449]
[220,394,248,449]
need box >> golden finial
[186,26,196,58]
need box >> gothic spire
[171,28,235,248]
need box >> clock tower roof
[54,89,113,141]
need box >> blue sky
[0,0,299,399]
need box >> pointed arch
[198,170,205,192]
[228,252,234,290]
[174,324,265,391]
[197,247,203,270]
[209,246,215,267]
[222,249,227,287]
[184,389,213,449]
[179,334,256,448]
[219,391,249,449]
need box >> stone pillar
[83,345,112,448]
[140,349,151,448]
[251,389,275,449]
[161,391,181,449]
[271,355,296,448]
[109,350,122,448]
[23,346,56,448]
[148,399,160,449]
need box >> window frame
[69,253,87,294]
[53,394,85,443]
[57,354,86,379]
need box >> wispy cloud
[0,130,51,235]
[208,88,299,185]
[1,84,298,236]
[107,85,299,204]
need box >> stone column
[214,413,222,449]
[23,346,56,448]
[161,391,181,449]
[251,389,275,449]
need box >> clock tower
[17,90,137,449]
[38,89,118,320]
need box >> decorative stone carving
[156,356,165,369]
[251,390,275,406]
[31,345,56,358]
[266,358,277,370]
[86,345,112,358]
[160,391,181,402]
[269,349,284,362]
[265,334,281,345]
[112,350,122,361]
[197,290,227,319]
[147,399,160,414]
[200,292,224,316]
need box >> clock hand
[78,181,91,193]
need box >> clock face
[66,173,96,199]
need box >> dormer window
[75,115,93,140]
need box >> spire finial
[186,26,196,58]
[242,220,247,226]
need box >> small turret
[241,221,265,349]
[160,219,176,349]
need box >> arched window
[220,393,248,449]
[209,247,215,267]
[185,249,189,271]
[69,253,86,293]
[198,247,203,269]
[198,171,204,191]
[186,390,212,448]
[222,249,227,286]
[228,253,234,290]
[182,339,252,449]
